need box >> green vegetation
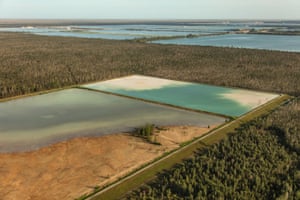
[133,124,160,145]
[125,98,300,200]
[89,96,289,200]
[0,32,300,100]
[0,32,299,199]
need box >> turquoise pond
[0,88,225,152]
[83,75,278,117]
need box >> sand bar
[220,90,278,109]
[85,75,189,91]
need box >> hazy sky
[0,0,299,20]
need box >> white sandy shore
[221,90,278,108]
[86,75,189,91]
[85,74,279,110]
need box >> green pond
[0,88,225,152]
[83,75,278,117]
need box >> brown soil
[0,125,216,200]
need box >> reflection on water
[0,88,225,152]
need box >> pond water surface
[83,75,278,117]
[0,88,225,152]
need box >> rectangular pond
[82,75,279,117]
[0,88,225,152]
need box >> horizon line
[0,18,299,25]
[1,18,300,21]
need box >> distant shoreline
[1,19,300,27]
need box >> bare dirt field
[0,125,216,200]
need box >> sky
[0,0,299,20]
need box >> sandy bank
[221,90,278,108]
[0,125,216,200]
[85,75,189,91]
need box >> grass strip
[88,94,291,200]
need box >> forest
[125,98,300,200]
[1,32,299,199]
[0,32,300,99]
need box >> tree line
[1,32,300,99]
[125,98,300,200]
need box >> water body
[152,34,300,52]
[0,24,233,40]
[83,75,278,117]
[1,21,299,51]
[0,24,211,40]
[0,88,224,152]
